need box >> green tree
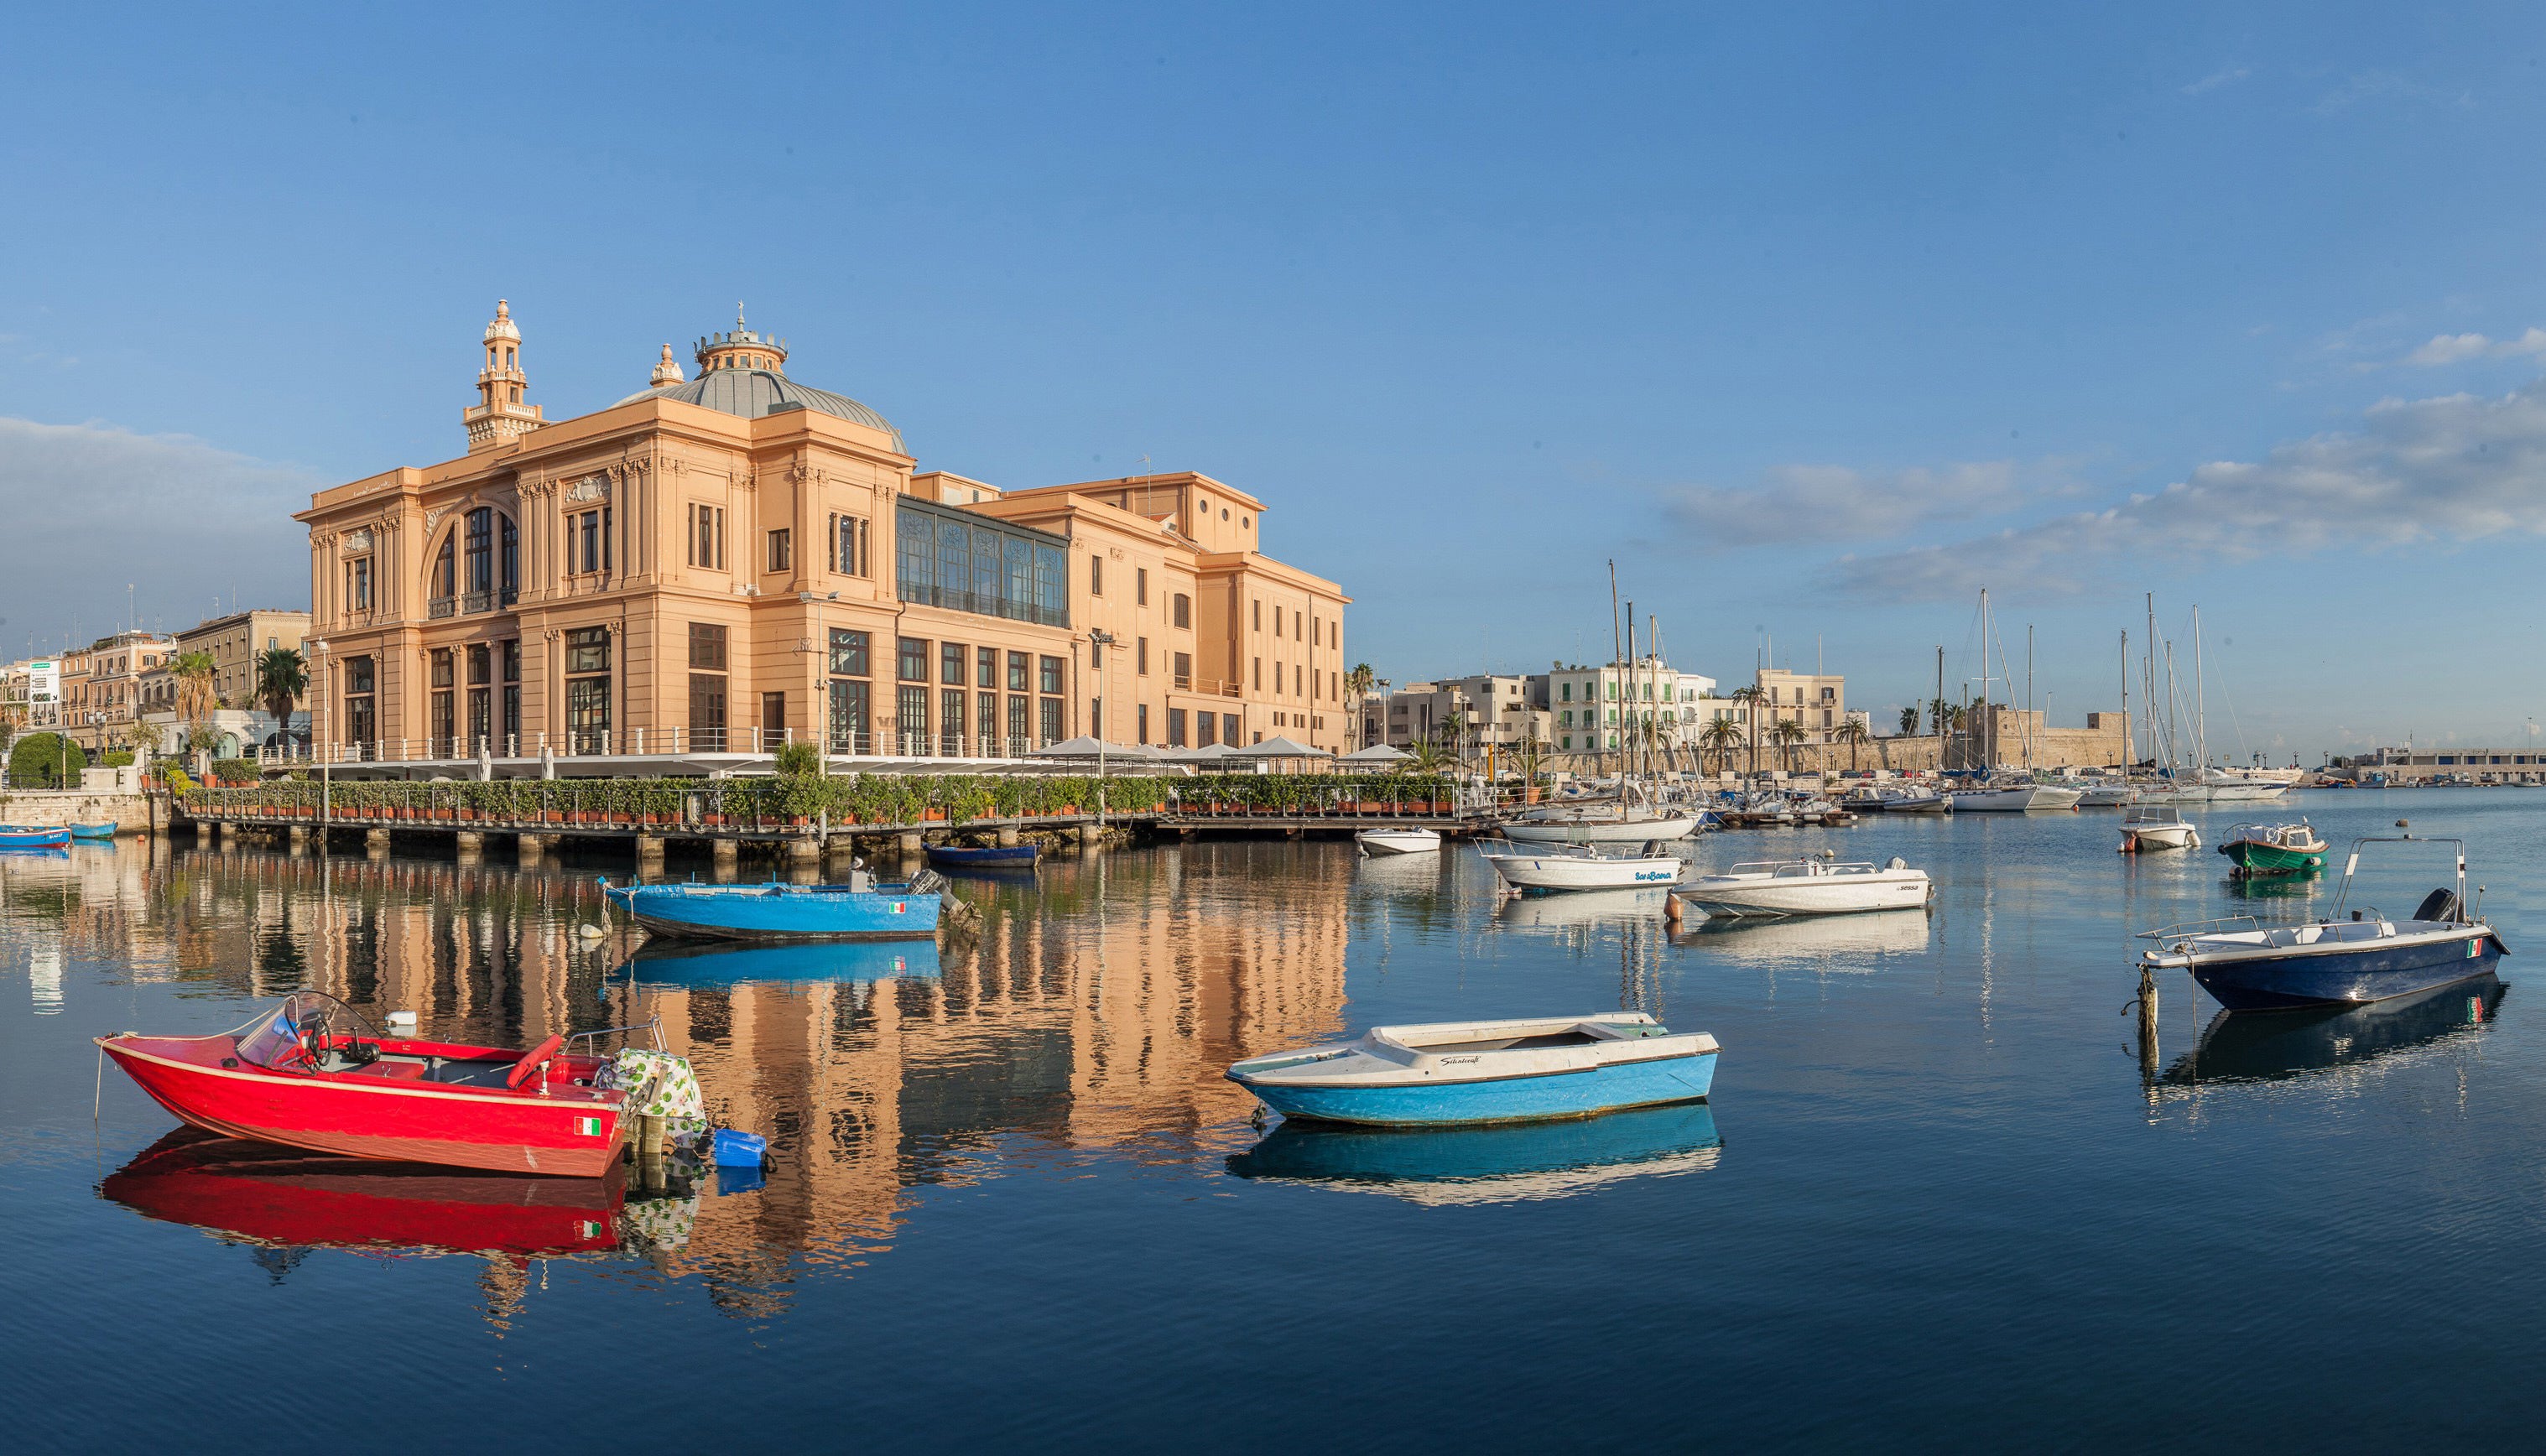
[1832,717,1872,771]
[1897,705,1919,736]
[8,731,85,788]
[1729,685,1767,775]
[254,647,307,734]
[1769,717,1809,772]
[172,650,218,731]
[1700,717,1744,776]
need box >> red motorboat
[102,1127,624,1259]
[98,992,636,1178]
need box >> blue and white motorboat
[2137,835,2507,1011]
[603,873,941,942]
[924,842,1040,870]
[1226,1012,1718,1126]
[0,825,72,850]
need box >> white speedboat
[2075,783,2134,808]
[1478,840,1685,892]
[1500,806,1703,845]
[1949,780,2080,812]
[1356,827,1442,856]
[1672,855,1933,918]
[2118,806,2199,852]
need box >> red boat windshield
[229,992,376,1070]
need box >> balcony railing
[268,727,1066,767]
[426,596,456,620]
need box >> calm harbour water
[4,788,2543,1452]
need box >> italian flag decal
[575,1115,605,1136]
[893,901,908,914]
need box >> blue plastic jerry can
[711,1129,767,1167]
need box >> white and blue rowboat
[1225,1012,1718,1126]
[603,874,941,942]
[0,825,72,850]
[2137,835,2507,1011]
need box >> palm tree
[1728,685,1766,776]
[1832,717,1872,771]
[254,647,306,741]
[1769,717,1809,772]
[1700,717,1744,776]
[1406,736,1449,773]
[1345,663,1376,736]
[1927,697,1953,736]
[1510,733,1547,803]
[171,650,217,736]
[1896,705,1919,736]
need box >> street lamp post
[1087,629,1117,831]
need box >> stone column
[711,838,740,876]
[217,821,237,848]
[897,831,923,855]
[288,826,309,855]
[635,834,665,875]
[997,823,1020,847]
[455,829,484,864]
[365,828,391,860]
[785,835,820,868]
[195,821,215,849]
[516,832,548,866]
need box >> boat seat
[506,1034,566,1090]
[351,1059,430,1080]
[422,1058,518,1087]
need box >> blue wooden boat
[0,826,72,850]
[924,842,1040,869]
[602,876,940,942]
[68,823,117,840]
[1225,1100,1721,1205]
[617,938,940,985]
[1226,1012,1718,1126]
[2139,835,2507,1011]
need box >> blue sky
[6,3,2545,758]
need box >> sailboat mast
[1981,587,1993,772]
[2026,623,2034,772]
[1935,644,1946,771]
[1622,602,1636,801]
[2120,629,2132,784]
[2192,605,2208,772]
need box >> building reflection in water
[64,840,1350,1320]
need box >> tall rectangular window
[898,684,928,747]
[690,504,726,569]
[1090,554,1103,595]
[1039,655,1063,694]
[767,528,792,573]
[1173,594,1190,629]
[1197,711,1216,747]
[1007,693,1029,744]
[1168,708,1186,746]
[1007,651,1029,692]
[1252,599,1260,632]
[565,627,611,754]
[1137,703,1149,744]
[689,622,727,671]
[345,655,375,748]
[764,691,788,743]
[346,558,372,612]
[1136,567,1148,605]
[978,691,995,746]
[1040,696,1063,745]
[830,628,869,677]
[898,637,929,682]
[830,513,869,576]
[941,642,966,686]
[976,646,997,689]
[1174,651,1191,688]
[830,679,870,753]
[1222,714,1239,746]
[689,673,727,752]
[942,688,966,750]
[501,637,521,746]
[1137,637,1148,675]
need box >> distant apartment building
[2340,746,2546,784]
[1543,658,1717,757]
[57,630,176,754]
[1372,675,1548,752]
[176,609,312,716]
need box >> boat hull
[617,884,941,941]
[2121,823,2200,851]
[0,827,72,849]
[1356,829,1442,855]
[1947,788,2045,812]
[924,844,1039,868]
[2221,840,2325,875]
[68,823,117,840]
[2186,934,2504,1011]
[98,1038,629,1177]
[1482,853,1683,892]
[1237,1050,1718,1127]
[1674,872,1930,918]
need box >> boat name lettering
[1437,1055,1480,1065]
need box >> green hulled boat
[2218,820,2328,876]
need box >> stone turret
[463,299,544,453]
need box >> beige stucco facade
[294,304,1349,763]
[175,608,311,715]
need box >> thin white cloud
[2400,327,2546,367]
[2312,70,2474,115]
[1661,459,2071,549]
[0,418,318,649]
[1834,379,2546,601]
[2182,65,2251,96]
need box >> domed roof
[617,367,903,452]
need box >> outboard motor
[2412,888,2462,924]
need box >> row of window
[1249,599,1331,647]
[894,500,1070,628]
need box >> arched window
[430,535,456,607]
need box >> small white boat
[2118,806,2199,852]
[1672,855,1932,918]
[1879,789,1950,814]
[1477,840,1684,892]
[1356,827,1442,856]
[1226,1012,1720,1126]
[1949,779,2082,812]
[2075,783,2134,808]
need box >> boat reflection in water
[619,937,941,987]
[2225,867,2325,901]
[2160,974,2506,1088]
[1673,907,1931,968]
[102,1127,628,1261]
[1224,1101,1721,1206]
[1494,886,1673,932]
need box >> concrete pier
[455,830,484,864]
[636,835,666,872]
[784,835,820,868]
[288,825,310,855]
[997,824,1020,847]
[711,839,740,874]
[365,828,391,860]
